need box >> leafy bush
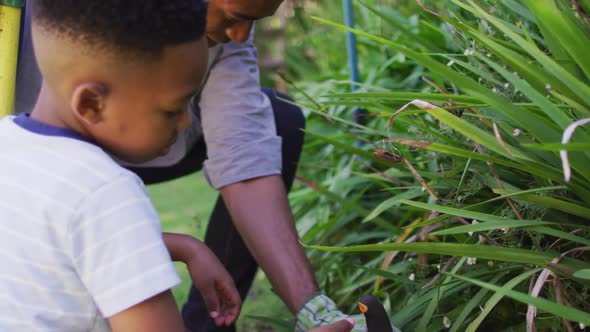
[285,0,590,330]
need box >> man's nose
[225,21,253,43]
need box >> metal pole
[343,0,368,126]
[0,0,24,116]
[343,0,360,92]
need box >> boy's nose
[225,21,253,43]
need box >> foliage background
[258,0,590,331]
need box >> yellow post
[0,0,24,117]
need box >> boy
[0,1,242,331]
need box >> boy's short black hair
[32,0,207,57]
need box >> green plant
[284,0,590,330]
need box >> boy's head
[31,0,209,163]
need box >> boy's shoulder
[0,114,140,195]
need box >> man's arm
[199,31,318,314]
[219,175,319,314]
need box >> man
[15,1,372,331]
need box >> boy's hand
[186,243,241,326]
[162,233,241,327]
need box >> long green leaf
[358,1,441,51]
[477,52,590,178]
[296,177,394,231]
[326,92,482,104]
[364,189,424,222]
[460,0,590,108]
[396,140,590,200]
[523,143,590,152]
[426,107,530,161]
[304,242,589,270]
[476,53,572,130]
[311,17,567,143]
[466,269,541,331]
[493,189,590,219]
[450,272,507,332]
[523,0,590,80]
[432,220,557,236]
[528,226,590,246]
[418,257,466,330]
[400,199,560,226]
[573,269,590,279]
[447,272,590,325]
[392,276,473,327]
[396,140,567,184]
[447,2,585,109]
[303,130,389,166]
[522,1,577,77]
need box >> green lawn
[147,172,291,331]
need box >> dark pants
[127,89,305,332]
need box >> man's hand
[163,233,241,326]
[296,293,401,332]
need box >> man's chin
[207,35,230,47]
[207,36,219,47]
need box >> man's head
[31,0,209,163]
[207,0,284,45]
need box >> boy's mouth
[159,146,172,156]
[159,136,177,156]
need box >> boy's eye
[164,109,182,119]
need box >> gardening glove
[295,293,401,332]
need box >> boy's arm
[72,174,184,331]
[108,290,185,332]
[162,232,241,326]
[163,232,199,262]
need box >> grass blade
[466,269,541,331]
[304,242,590,271]
[447,272,590,325]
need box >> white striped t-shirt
[0,114,181,331]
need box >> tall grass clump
[285,0,590,330]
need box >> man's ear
[70,82,109,125]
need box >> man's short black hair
[32,0,207,57]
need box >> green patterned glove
[295,293,400,332]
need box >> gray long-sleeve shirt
[16,10,282,189]
[198,36,283,189]
[117,33,283,189]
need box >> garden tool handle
[0,0,24,116]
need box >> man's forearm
[219,175,319,314]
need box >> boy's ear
[70,82,109,125]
